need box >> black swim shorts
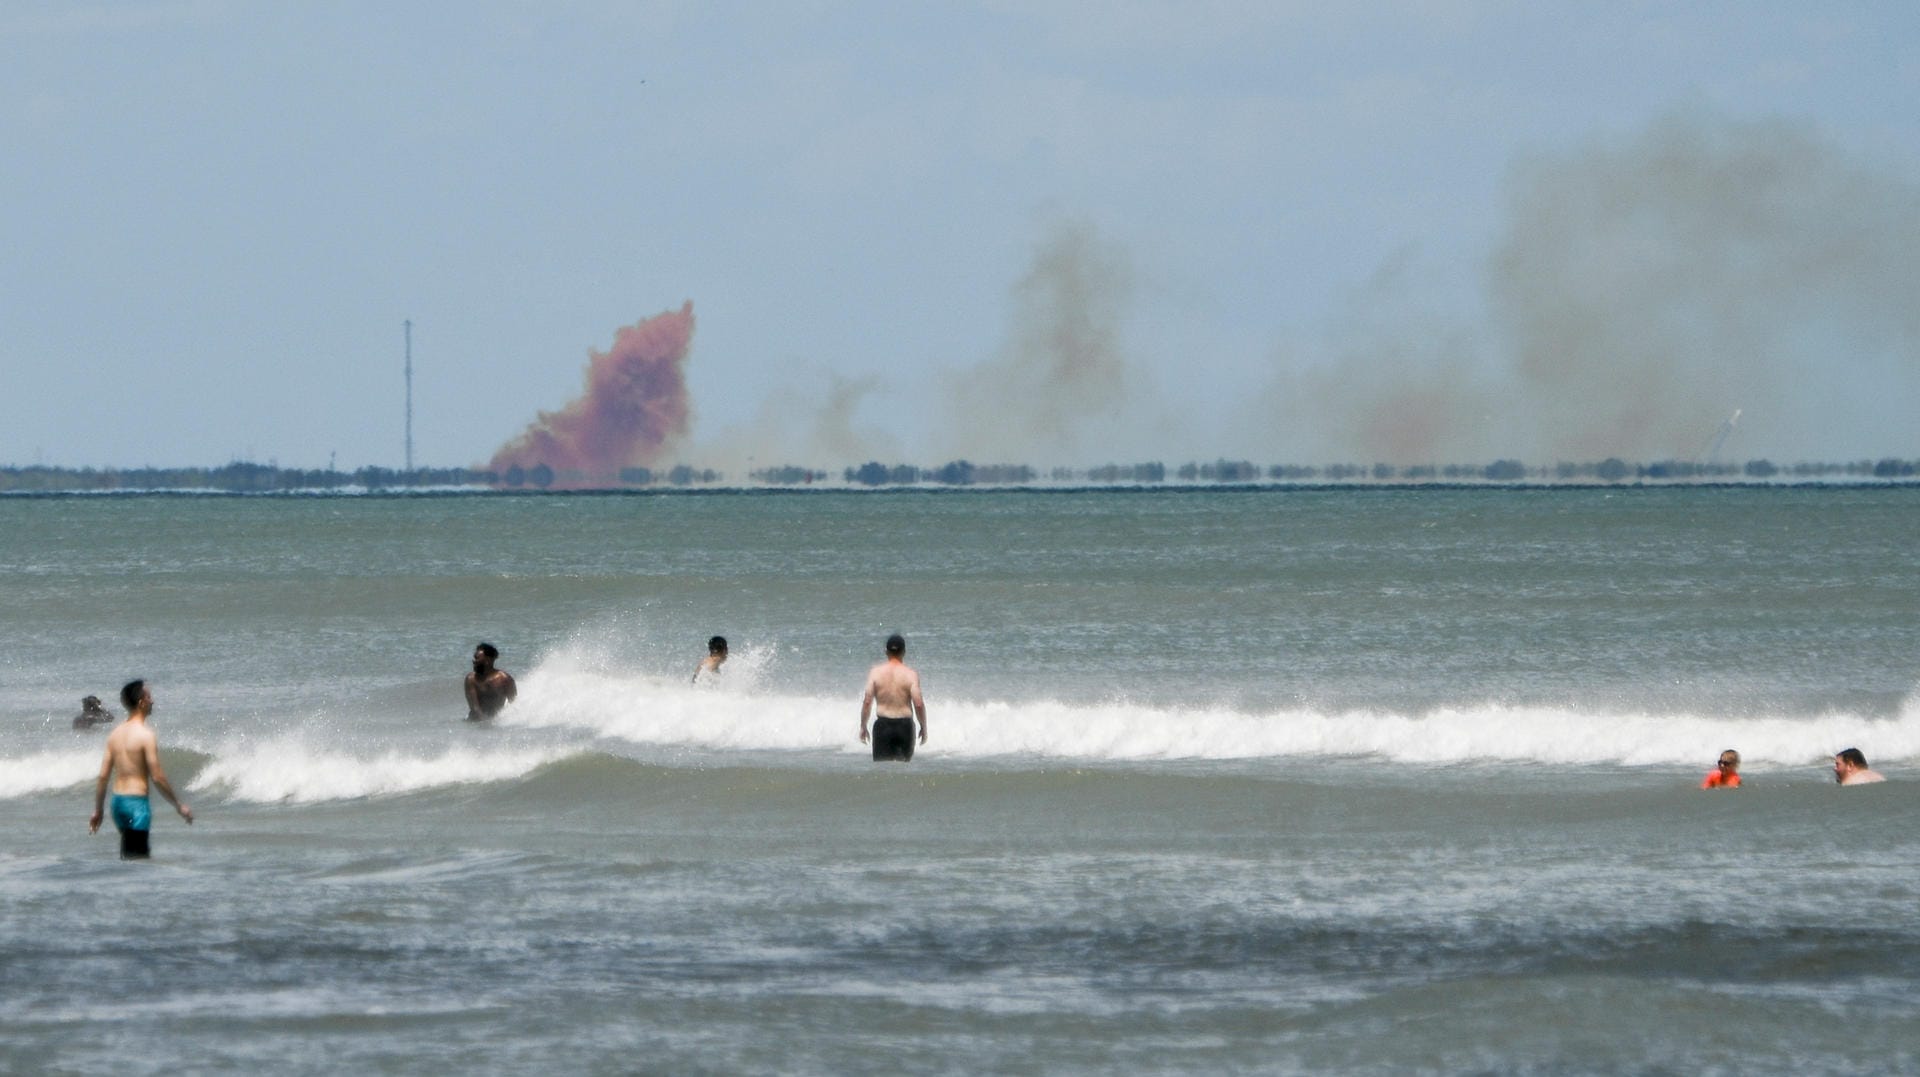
[871,716,915,762]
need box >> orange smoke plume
[488,302,695,485]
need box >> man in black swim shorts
[859,633,926,762]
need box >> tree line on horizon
[2,455,1917,494]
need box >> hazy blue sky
[4,1,1918,471]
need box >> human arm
[859,675,875,744]
[145,741,192,823]
[89,745,112,833]
[500,672,517,705]
[911,674,927,745]
[464,671,482,719]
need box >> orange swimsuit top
[1701,769,1741,789]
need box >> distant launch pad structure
[1701,407,1741,463]
[404,319,414,473]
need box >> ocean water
[2,485,1917,1075]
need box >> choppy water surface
[3,486,1917,1074]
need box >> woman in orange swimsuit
[1701,749,1741,789]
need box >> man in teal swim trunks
[88,680,193,858]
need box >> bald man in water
[88,680,193,858]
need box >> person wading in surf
[73,694,113,730]
[88,680,193,858]
[859,633,927,762]
[465,642,518,721]
[1833,747,1885,785]
[1701,749,1742,789]
[692,635,728,684]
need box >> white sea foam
[503,664,1920,768]
[191,736,569,803]
[11,685,1911,802]
[0,748,104,798]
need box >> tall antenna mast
[404,319,414,473]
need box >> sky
[4,0,1919,473]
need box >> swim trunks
[871,716,916,762]
[110,794,152,858]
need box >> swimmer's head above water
[1833,747,1884,785]
[709,636,727,656]
[885,633,906,658]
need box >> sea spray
[191,736,571,804]
[500,655,1920,768]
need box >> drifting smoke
[1262,250,1501,463]
[695,371,903,473]
[808,375,889,462]
[1493,114,1920,461]
[698,223,1136,471]
[704,113,1918,473]
[939,220,1133,459]
[487,302,695,483]
[1262,113,1920,464]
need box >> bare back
[103,720,160,795]
[864,660,924,719]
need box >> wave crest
[191,737,570,804]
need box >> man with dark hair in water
[465,642,517,721]
[73,695,113,730]
[859,633,926,762]
[1833,747,1885,785]
[88,680,193,858]
[692,635,728,684]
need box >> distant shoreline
[5,478,1918,499]
[3,454,1916,496]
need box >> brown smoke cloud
[939,220,1132,459]
[487,302,695,483]
[699,223,1137,471]
[808,374,889,462]
[1260,251,1500,463]
[1492,114,1920,461]
[694,369,904,473]
[1259,113,1920,464]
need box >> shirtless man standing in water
[859,634,927,762]
[465,642,518,721]
[692,636,728,684]
[88,680,193,859]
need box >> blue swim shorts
[110,794,151,833]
